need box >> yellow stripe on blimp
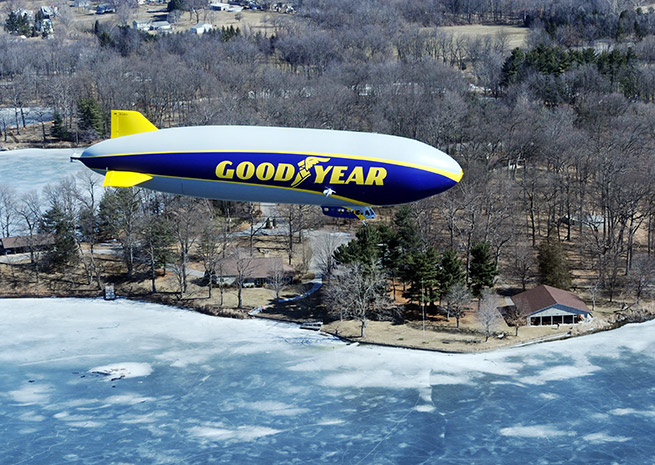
[103,170,153,187]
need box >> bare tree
[314,231,345,280]
[0,186,16,237]
[198,214,226,299]
[231,247,254,309]
[325,263,392,338]
[138,193,174,294]
[502,305,526,337]
[507,244,535,291]
[478,290,502,342]
[267,258,287,304]
[14,191,43,281]
[168,197,210,294]
[446,281,470,329]
[100,187,142,276]
[624,254,655,305]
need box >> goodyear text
[215,157,387,187]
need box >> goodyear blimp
[76,111,463,220]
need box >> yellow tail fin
[103,171,153,187]
[111,110,158,138]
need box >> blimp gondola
[75,111,463,220]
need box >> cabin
[133,20,151,32]
[190,23,213,35]
[209,256,294,287]
[503,285,592,327]
[0,234,55,255]
[150,21,172,33]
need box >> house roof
[510,285,591,317]
[1,234,55,249]
[216,256,294,279]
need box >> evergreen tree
[403,247,440,306]
[167,0,186,12]
[77,97,106,139]
[537,238,572,290]
[390,205,421,282]
[501,48,525,86]
[333,224,392,272]
[5,11,32,36]
[40,205,78,271]
[437,249,464,300]
[469,242,498,298]
[51,112,72,141]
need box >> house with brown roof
[504,284,592,326]
[0,234,55,255]
[212,256,294,287]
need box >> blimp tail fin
[111,110,158,138]
[103,170,153,187]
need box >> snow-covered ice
[0,148,91,195]
[1,297,655,464]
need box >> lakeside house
[210,256,294,287]
[0,234,55,255]
[502,284,592,326]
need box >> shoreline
[3,292,651,355]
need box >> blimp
[75,111,462,221]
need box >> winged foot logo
[215,156,387,188]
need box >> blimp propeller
[73,110,462,221]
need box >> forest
[1,0,655,319]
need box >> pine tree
[470,242,498,298]
[403,247,440,306]
[5,11,32,36]
[333,224,392,272]
[537,238,572,290]
[51,112,72,141]
[40,205,78,271]
[77,97,106,138]
[437,249,464,301]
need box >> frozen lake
[1,298,654,464]
[0,148,91,195]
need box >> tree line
[0,0,654,319]
[0,174,318,309]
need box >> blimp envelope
[79,111,462,217]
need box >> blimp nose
[444,156,463,184]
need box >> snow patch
[583,432,631,444]
[105,394,156,405]
[610,408,655,418]
[8,384,52,405]
[189,425,281,442]
[520,358,600,385]
[499,424,572,438]
[90,363,152,380]
[246,400,310,416]
[414,404,436,413]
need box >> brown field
[439,24,529,49]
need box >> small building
[0,234,55,255]
[505,285,592,326]
[151,21,172,33]
[210,2,230,11]
[36,18,54,35]
[72,0,91,8]
[96,4,116,14]
[39,6,57,19]
[211,256,294,287]
[190,23,213,35]
[133,20,152,31]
